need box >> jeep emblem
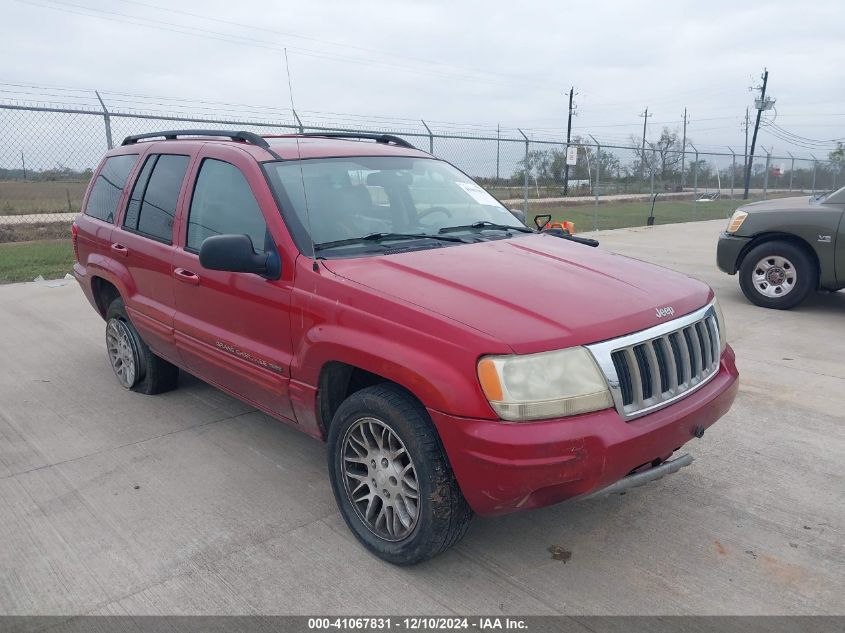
[655,306,675,318]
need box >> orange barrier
[542,220,575,234]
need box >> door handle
[110,243,129,257]
[174,268,200,285]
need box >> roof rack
[295,132,416,150]
[120,129,279,155]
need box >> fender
[86,251,138,309]
[292,324,498,421]
[739,208,840,288]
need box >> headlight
[713,298,727,354]
[477,347,613,421]
[726,210,748,233]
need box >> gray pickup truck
[717,187,845,309]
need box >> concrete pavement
[0,219,842,615]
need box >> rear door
[113,152,193,363]
[171,145,296,421]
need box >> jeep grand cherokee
[72,130,738,565]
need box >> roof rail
[120,129,276,153]
[296,132,416,150]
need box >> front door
[171,147,296,421]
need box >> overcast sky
[1,0,843,158]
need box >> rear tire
[105,298,179,394]
[327,384,472,565]
[738,241,816,310]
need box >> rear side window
[84,154,138,222]
[123,154,190,243]
[186,159,268,253]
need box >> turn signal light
[726,210,748,233]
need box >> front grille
[587,304,722,420]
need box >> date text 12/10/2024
[307,617,528,630]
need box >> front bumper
[716,232,751,274]
[429,346,739,516]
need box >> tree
[630,127,685,182]
[830,142,844,163]
[651,128,684,179]
[515,149,553,183]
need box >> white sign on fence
[566,146,577,166]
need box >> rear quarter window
[84,154,138,222]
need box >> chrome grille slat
[651,339,669,393]
[642,342,662,402]
[660,335,679,391]
[623,347,645,408]
[686,326,702,381]
[695,321,713,371]
[673,331,691,384]
[587,303,722,421]
[706,316,719,369]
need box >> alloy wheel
[341,417,420,541]
[106,318,138,388]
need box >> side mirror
[199,234,280,279]
[509,208,527,225]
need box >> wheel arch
[91,276,122,319]
[316,361,427,438]
[738,232,821,288]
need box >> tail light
[71,221,80,262]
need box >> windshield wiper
[439,221,534,234]
[314,232,466,251]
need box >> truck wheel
[105,298,179,394]
[327,384,473,565]
[738,241,817,310]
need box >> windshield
[264,156,527,256]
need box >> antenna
[284,48,317,261]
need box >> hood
[741,195,816,213]
[323,234,712,354]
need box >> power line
[762,120,844,144]
[12,0,558,92]
[112,0,511,87]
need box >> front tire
[738,241,817,309]
[105,298,179,394]
[327,384,472,565]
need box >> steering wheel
[417,206,453,221]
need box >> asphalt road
[0,219,842,615]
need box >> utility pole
[639,107,652,187]
[563,87,575,195]
[680,107,689,188]
[744,68,775,199]
[743,107,749,185]
[496,123,500,182]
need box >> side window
[186,159,268,253]
[123,154,189,243]
[84,154,138,222]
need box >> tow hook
[693,425,705,438]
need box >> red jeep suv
[72,130,739,565]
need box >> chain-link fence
[1,101,842,280]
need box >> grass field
[0,239,74,284]
[0,180,88,215]
[534,198,745,232]
[0,183,794,284]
